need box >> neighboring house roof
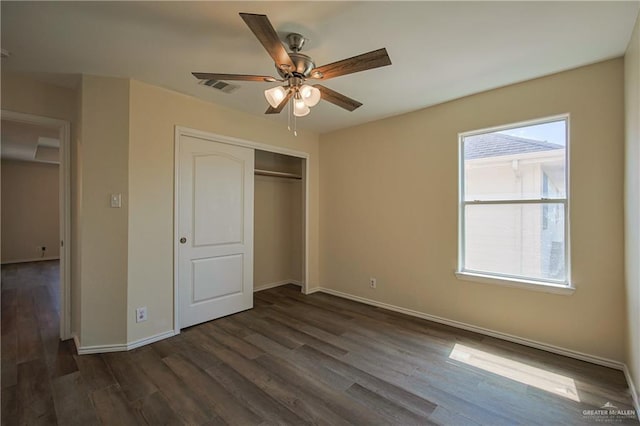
[464,133,564,160]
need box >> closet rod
[254,169,302,180]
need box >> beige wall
[254,175,303,287]
[625,12,640,404]
[78,75,130,346]
[1,73,76,121]
[320,59,626,361]
[290,175,304,280]
[1,160,59,263]
[127,79,319,343]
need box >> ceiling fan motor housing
[277,51,315,79]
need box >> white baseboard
[316,287,625,370]
[623,365,640,414]
[74,330,176,355]
[127,330,177,351]
[1,256,59,265]
[254,279,302,292]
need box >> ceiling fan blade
[310,48,392,80]
[239,13,295,73]
[192,72,277,82]
[314,85,362,111]
[265,90,293,114]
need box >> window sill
[454,271,575,295]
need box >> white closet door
[177,134,254,329]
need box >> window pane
[464,203,565,281]
[463,120,566,201]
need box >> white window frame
[456,114,573,294]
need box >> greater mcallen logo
[582,402,637,422]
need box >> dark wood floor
[1,261,638,425]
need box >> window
[458,116,570,289]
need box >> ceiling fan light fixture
[264,86,287,108]
[293,98,310,117]
[300,84,321,107]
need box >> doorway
[1,110,71,340]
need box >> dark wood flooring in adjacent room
[1,261,638,425]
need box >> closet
[175,130,308,329]
[254,149,305,292]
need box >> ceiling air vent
[198,79,240,94]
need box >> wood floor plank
[147,333,187,359]
[171,329,225,371]
[1,384,17,426]
[17,315,44,364]
[17,358,57,425]
[74,354,116,392]
[200,338,350,426]
[205,362,308,425]
[346,382,434,425]
[1,288,17,336]
[404,367,530,425]
[295,344,438,419]
[211,316,255,338]
[253,290,296,307]
[254,354,388,425]
[90,385,145,426]
[269,303,348,336]
[253,297,272,309]
[199,322,265,360]
[163,353,262,425]
[428,405,482,426]
[102,351,157,403]
[271,293,355,325]
[258,315,349,358]
[245,332,355,392]
[47,339,79,379]
[130,391,185,426]
[270,288,355,321]
[132,347,219,425]
[1,289,18,388]
[1,329,18,389]
[230,312,301,350]
[50,371,99,426]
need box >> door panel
[192,254,244,302]
[178,135,254,329]
[193,154,244,246]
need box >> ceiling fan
[192,12,392,120]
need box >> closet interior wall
[254,149,304,291]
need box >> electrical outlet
[370,277,377,289]
[135,307,148,322]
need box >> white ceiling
[1,1,638,134]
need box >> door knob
[180,237,187,244]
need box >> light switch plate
[110,193,122,208]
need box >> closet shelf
[254,169,302,180]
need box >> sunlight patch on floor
[449,343,580,402]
